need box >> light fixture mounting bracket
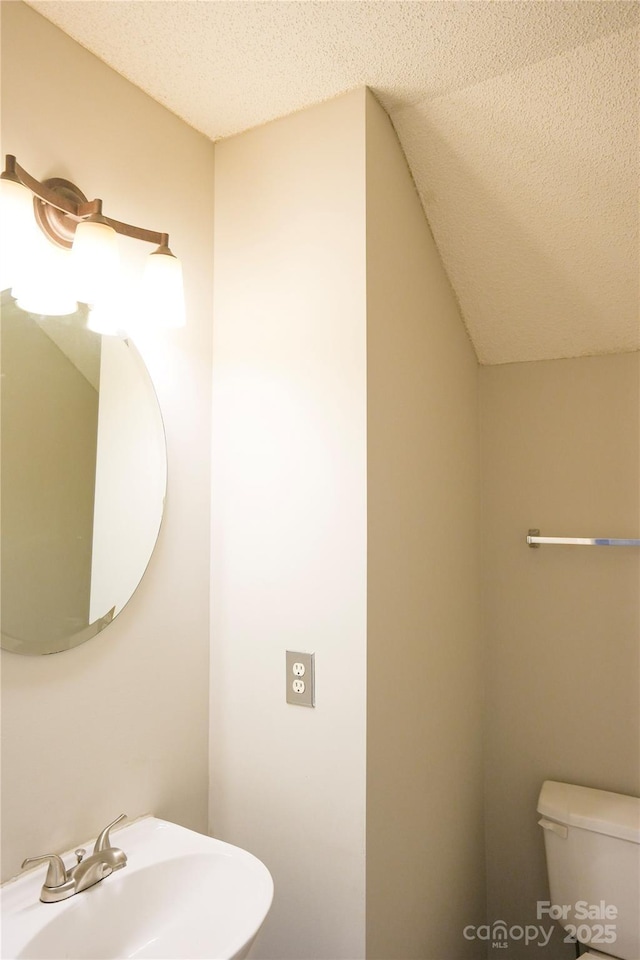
[33,178,88,249]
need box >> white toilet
[538,781,640,960]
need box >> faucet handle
[21,854,68,888]
[93,814,127,854]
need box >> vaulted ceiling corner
[25,0,640,364]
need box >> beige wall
[0,1,214,879]
[365,91,485,959]
[210,86,486,959]
[210,90,368,959]
[480,353,640,959]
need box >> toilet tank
[537,781,640,960]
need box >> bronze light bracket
[1,154,173,254]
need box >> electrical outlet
[286,651,315,707]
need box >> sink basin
[1,817,274,960]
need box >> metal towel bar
[527,529,640,548]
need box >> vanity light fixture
[0,154,185,330]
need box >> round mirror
[0,290,167,655]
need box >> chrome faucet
[22,814,128,903]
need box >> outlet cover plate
[286,651,315,707]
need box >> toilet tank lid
[538,781,640,844]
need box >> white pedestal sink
[1,817,274,960]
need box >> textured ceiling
[25,0,640,364]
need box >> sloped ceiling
[25,0,639,364]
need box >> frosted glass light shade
[0,177,36,290]
[141,249,186,328]
[12,232,77,316]
[87,301,127,337]
[71,218,120,306]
